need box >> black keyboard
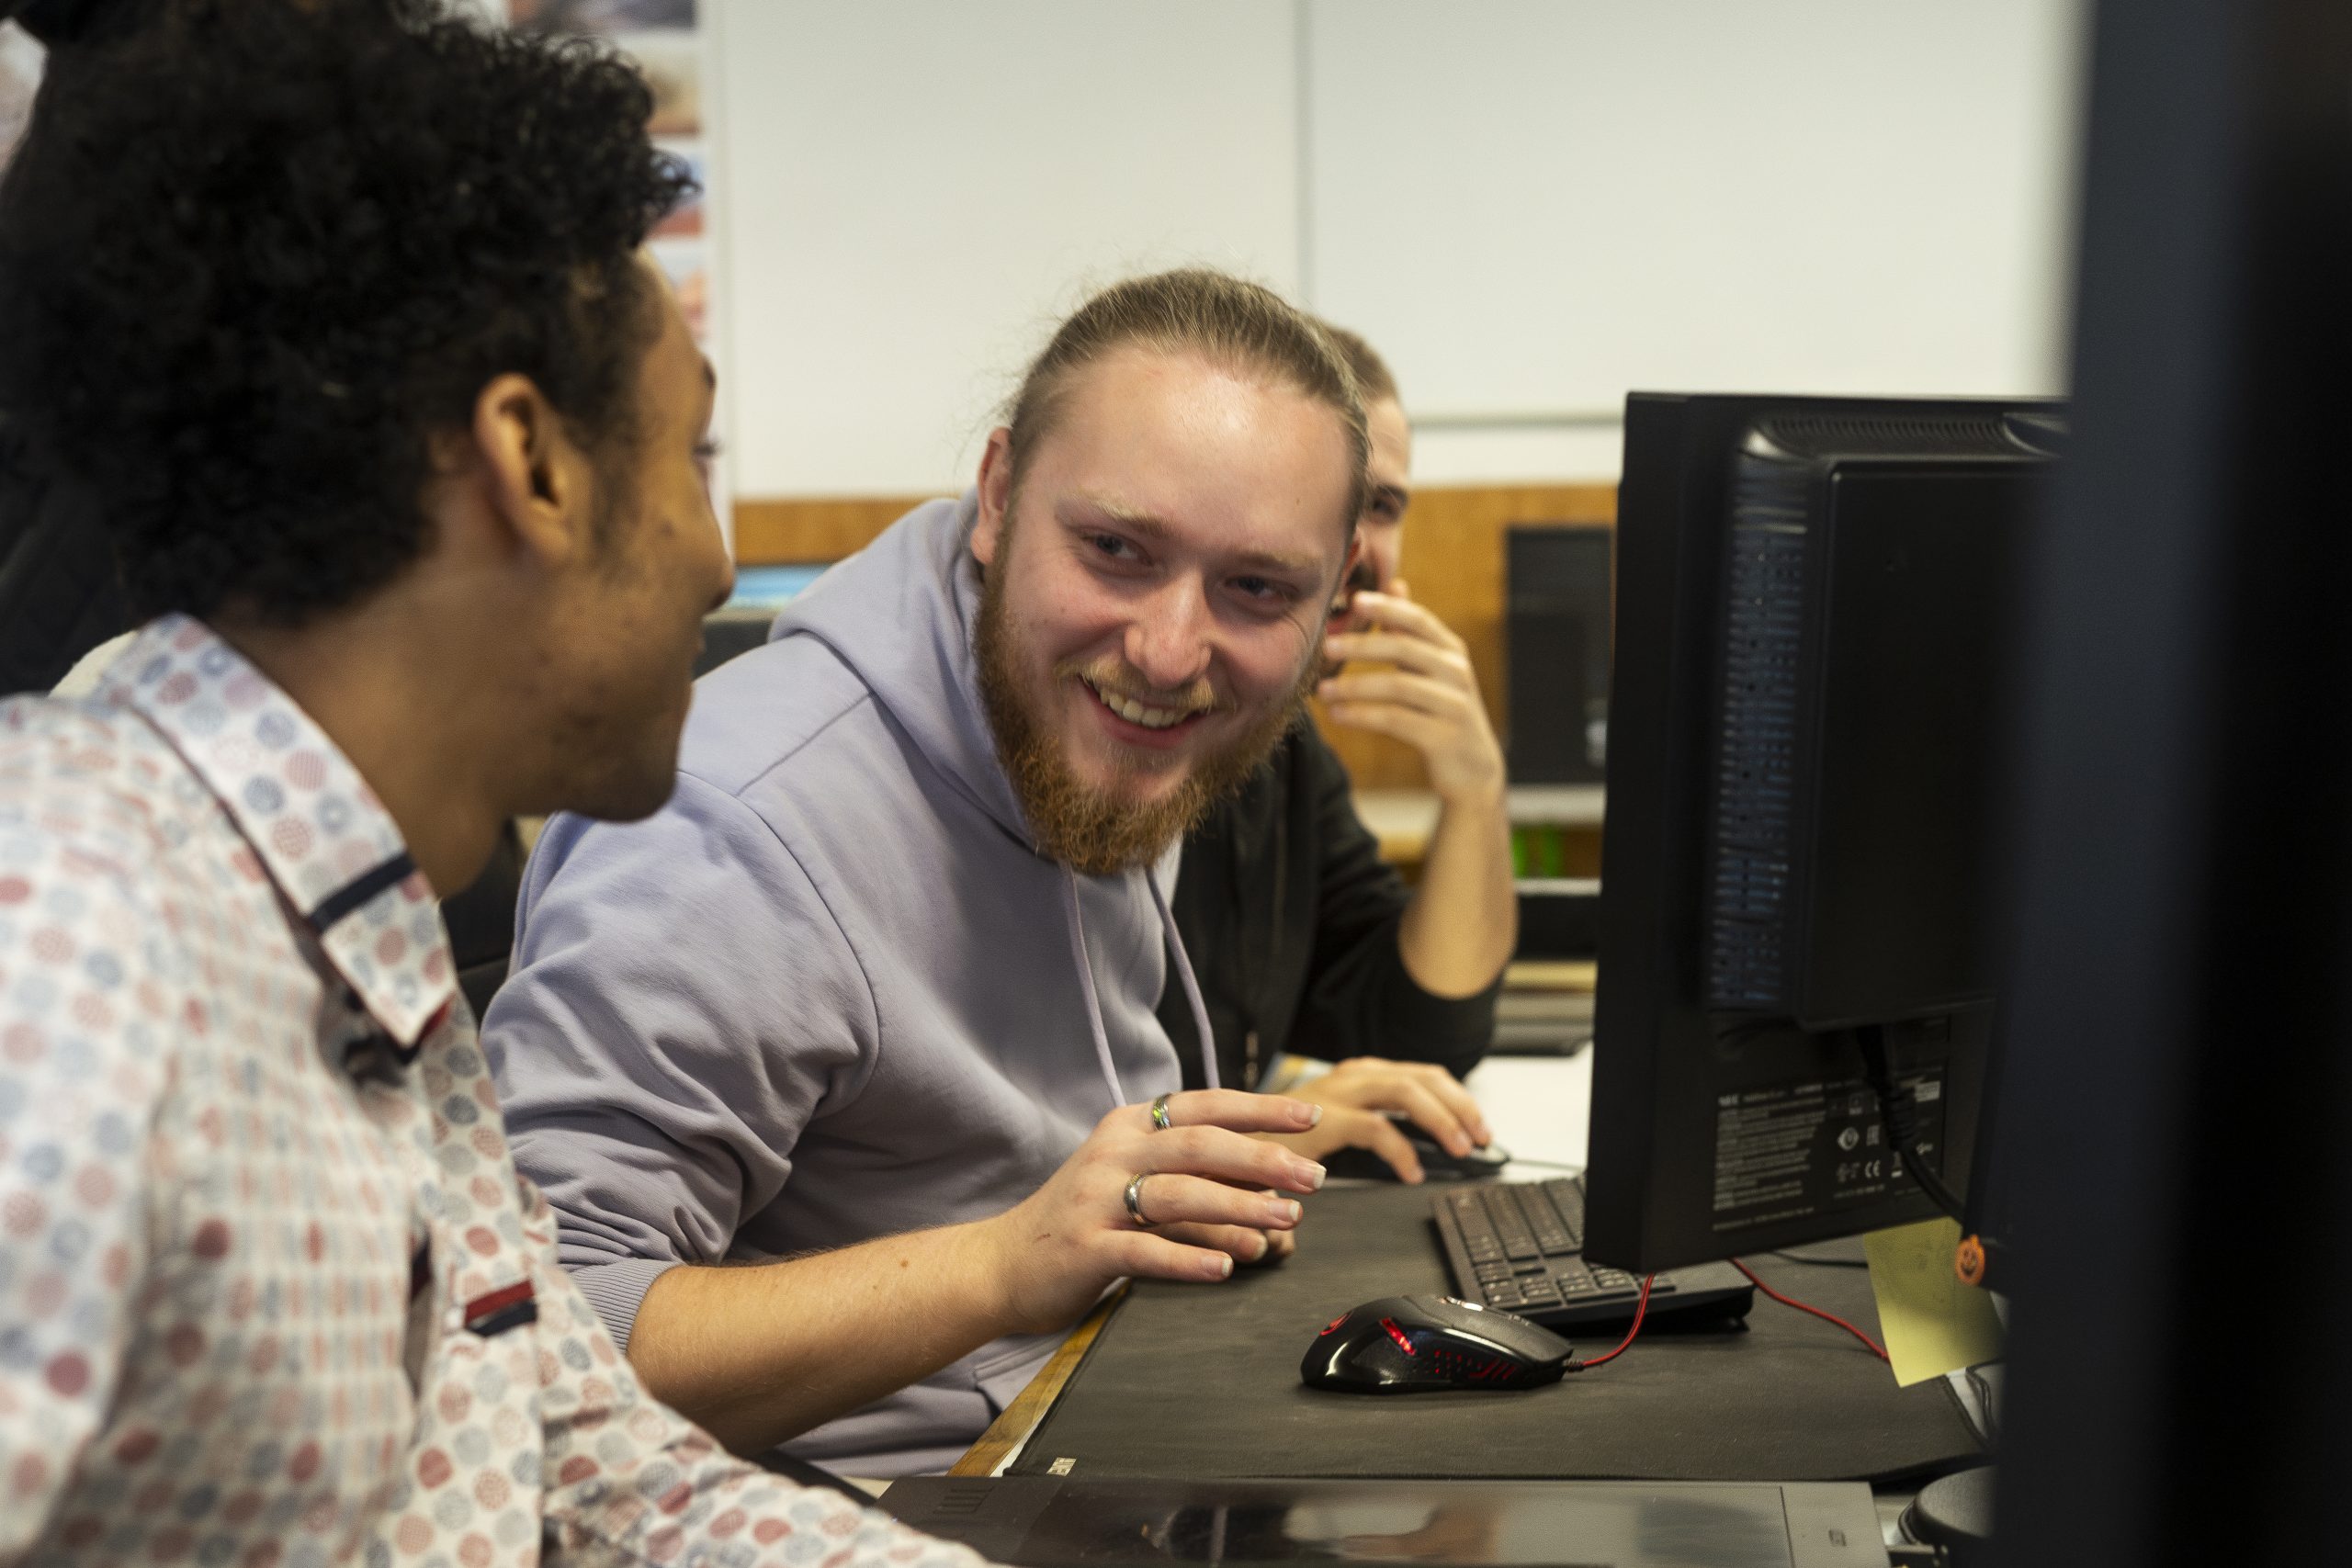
[1430,1176,1755,1332]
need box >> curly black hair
[0,0,695,625]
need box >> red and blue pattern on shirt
[0,615,986,1567]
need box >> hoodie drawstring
[1147,865,1219,1093]
[1060,867,1127,1116]
[1060,863,1223,1117]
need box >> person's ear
[973,426,1014,570]
[470,372,596,570]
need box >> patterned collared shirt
[0,615,987,1567]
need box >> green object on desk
[1513,822,1569,879]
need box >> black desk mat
[1011,1184,1983,1483]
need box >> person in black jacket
[1160,326,1517,1181]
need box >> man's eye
[1091,534,1136,559]
[1232,576,1295,604]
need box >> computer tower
[1504,525,1612,784]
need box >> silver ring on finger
[1149,1092,1173,1131]
[1123,1172,1159,1228]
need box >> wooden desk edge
[948,1287,1126,1478]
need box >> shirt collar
[100,614,458,1047]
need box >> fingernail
[1217,1254,1235,1279]
[1305,1105,1324,1127]
[1267,1199,1303,1225]
[1248,1233,1271,1261]
[1298,1161,1327,1190]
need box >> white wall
[718,2,1300,498]
[716,0,2086,499]
[1306,0,2088,485]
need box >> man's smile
[1077,672,1208,732]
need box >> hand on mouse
[1260,1057,1492,1184]
[978,1089,1328,1335]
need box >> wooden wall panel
[735,496,932,565]
[732,483,1619,791]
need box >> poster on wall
[503,0,732,545]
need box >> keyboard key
[1488,1189,1543,1261]
[1522,1190,1576,1254]
[1544,1178,1588,1247]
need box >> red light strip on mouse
[1379,1316,1418,1357]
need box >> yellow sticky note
[1862,1218,2006,1388]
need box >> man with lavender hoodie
[485,271,1374,1477]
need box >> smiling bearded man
[973,479,1326,875]
[483,269,1363,1481]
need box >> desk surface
[1000,1183,1979,1485]
[960,1055,1982,1487]
[952,1055,1596,1478]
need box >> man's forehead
[1027,350,1356,565]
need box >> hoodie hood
[768,491,1031,847]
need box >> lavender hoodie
[483,492,1216,1478]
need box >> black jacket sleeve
[1281,724,1499,1079]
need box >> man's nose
[1123,577,1214,694]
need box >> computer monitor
[1582,393,2063,1275]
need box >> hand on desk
[1262,1057,1493,1184]
[980,1089,1328,1335]
[627,1089,1325,1458]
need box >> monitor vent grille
[1755,412,2017,458]
[935,1483,991,1517]
[1707,465,1811,1011]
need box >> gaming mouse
[1300,1294,1572,1393]
[1317,1112,1513,1182]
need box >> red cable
[1568,1274,1655,1371]
[1728,1258,1889,1361]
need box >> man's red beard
[974,555,1317,876]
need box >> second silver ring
[1123,1172,1159,1228]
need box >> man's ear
[972,426,1014,570]
[1321,529,1367,636]
[470,372,594,570]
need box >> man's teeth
[1087,679,1191,730]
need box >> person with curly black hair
[0,2,989,1562]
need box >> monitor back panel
[1583,393,2056,1274]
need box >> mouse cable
[1565,1275,1654,1371]
[1727,1258,1888,1361]
[1766,1247,1870,1269]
